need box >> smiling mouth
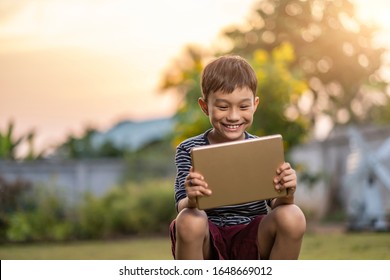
[223,123,243,130]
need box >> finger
[187,186,212,197]
[277,162,291,174]
[188,178,198,187]
[187,170,208,185]
[274,172,295,185]
[275,182,296,195]
[280,173,296,185]
[188,171,205,181]
[282,180,297,189]
[277,167,295,177]
[274,178,296,191]
[187,177,208,189]
[275,168,296,182]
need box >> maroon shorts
[169,215,265,260]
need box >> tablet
[191,134,286,209]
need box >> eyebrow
[214,98,253,103]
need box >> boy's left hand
[273,162,297,197]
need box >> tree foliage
[0,120,42,160]
[224,0,389,127]
[250,42,309,149]
[162,43,310,151]
[55,127,123,159]
[161,46,212,147]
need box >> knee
[175,208,208,241]
[273,204,306,239]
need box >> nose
[227,108,240,122]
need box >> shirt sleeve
[173,145,192,211]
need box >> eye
[217,105,228,110]
[240,105,250,110]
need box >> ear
[254,96,260,111]
[198,98,209,116]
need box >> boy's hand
[185,167,212,208]
[273,162,297,197]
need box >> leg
[174,208,212,259]
[257,204,306,260]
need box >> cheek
[243,110,255,120]
[209,109,225,120]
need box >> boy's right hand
[185,167,212,208]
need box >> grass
[300,232,390,260]
[0,236,172,260]
[1,231,389,260]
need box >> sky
[1,0,390,156]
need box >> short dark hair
[201,55,257,101]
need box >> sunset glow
[1,0,390,156]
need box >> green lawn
[300,232,390,260]
[1,232,389,260]
[0,236,172,260]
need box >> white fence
[291,125,390,219]
[1,125,389,219]
[0,159,126,203]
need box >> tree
[55,127,123,159]
[250,42,309,150]
[224,0,389,130]
[161,46,212,147]
[219,0,390,219]
[0,120,23,160]
[161,43,310,151]
[0,120,42,160]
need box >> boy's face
[198,87,259,143]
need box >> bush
[2,178,176,242]
[0,176,32,242]
[125,181,175,234]
[5,187,77,242]
[77,179,176,238]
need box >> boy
[170,55,306,260]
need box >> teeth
[226,124,240,129]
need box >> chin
[222,130,246,141]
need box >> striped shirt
[174,129,269,226]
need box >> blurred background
[1,0,390,259]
